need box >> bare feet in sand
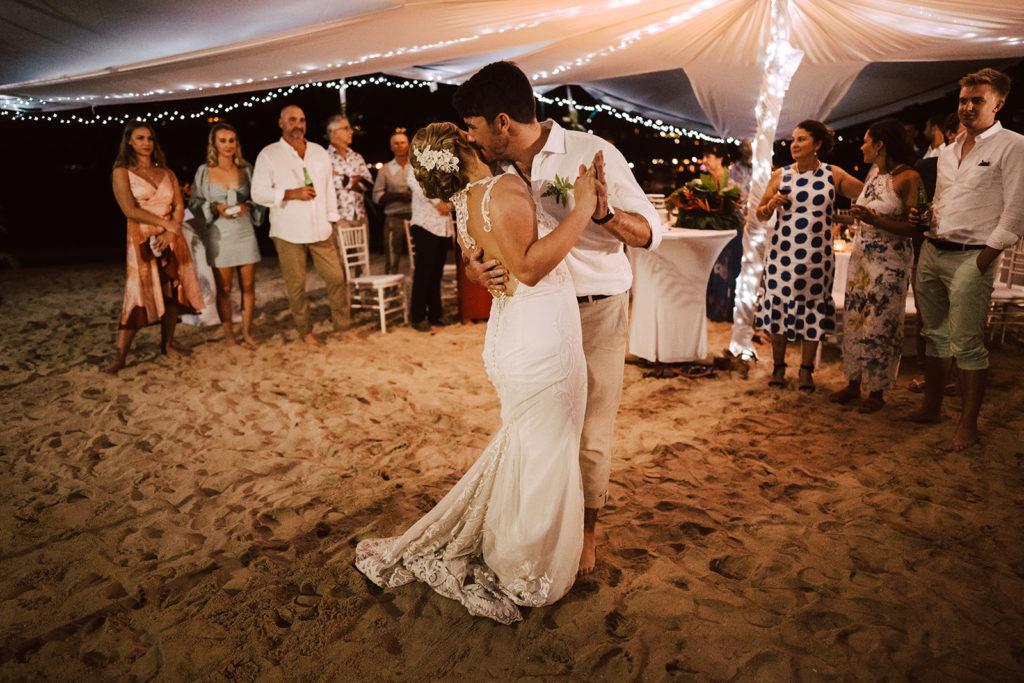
[101,359,124,375]
[578,529,596,576]
[242,335,259,349]
[943,423,979,452]
[163,342,191,359]
[829,383,860,405]
[578,507,598,575]
[303,333,324,347]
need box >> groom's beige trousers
[578,291,629,509]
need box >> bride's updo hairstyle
[411,122,474,202]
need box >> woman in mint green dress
[190,123,265,347]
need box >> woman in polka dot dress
[754,120,864,392]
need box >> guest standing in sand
[754,120,863,392]
[829,118,923,413]
[251,105,350,346]
[907,68,1024,451]
[190,123,266,348]
[104,122,204,374]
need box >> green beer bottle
[303,167,314,187]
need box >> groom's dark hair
[453,61,537,125]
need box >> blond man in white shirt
[252,105,350,346]
[454,61,660,575]
[909,68,1024,451]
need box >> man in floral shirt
[326,114,374,250]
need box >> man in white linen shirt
[252,105,350,346]
[406,165,454,331]
[454,61,661,575]
[908,68,1024,451]
[372,132,413,274]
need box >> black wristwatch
[592,210,614,225]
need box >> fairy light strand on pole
[729,0,804,359]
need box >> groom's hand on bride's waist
[465,247,508,292]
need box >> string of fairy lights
[0,75,726,145]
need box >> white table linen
[628,228,737,363]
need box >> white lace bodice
[451,173,573,302]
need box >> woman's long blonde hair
[205,122,249,168]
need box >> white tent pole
[730,0,804,359]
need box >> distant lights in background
[3,76,729,145]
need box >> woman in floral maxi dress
[830,118,924,412]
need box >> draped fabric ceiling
[2,0,1023,138]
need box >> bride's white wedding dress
[355,173,586,624]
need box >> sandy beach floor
[1,261,1023,681]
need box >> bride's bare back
[459,174,535,297]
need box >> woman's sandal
[768,363,787,388]
[798,364,815,393]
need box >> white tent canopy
[2,0,1023,137]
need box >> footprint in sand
[709,554,756,580]
[604,609,635,639]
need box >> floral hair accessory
[415,147,460,173]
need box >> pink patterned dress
[119,170,204,328]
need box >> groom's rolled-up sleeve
[601,143,662,250]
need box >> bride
[355,122,597,624]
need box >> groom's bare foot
[578,507,598,576]
[578,529,597,576]
[303,332,324,347]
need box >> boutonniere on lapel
[541,174,574,207]
[978,160,991,167]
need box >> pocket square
[978,161,991,166]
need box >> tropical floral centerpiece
[667,172,742,230]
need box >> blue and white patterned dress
[756,163,836,342]
[840,170,914,391]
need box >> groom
[454,61,660,574]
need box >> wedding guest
[372,130,413,274]
[729,138,754,205]
[190,123,265,347]
[830,119,924,412]
[703,143,743,322]
[326,114,374,245]
[251,105,350,346]
[104,122,204,374]
[907,67,1024,451]
[754,120,864,391]
[944,113,963,145]
[406,164,453,331]
[922,114,949,159]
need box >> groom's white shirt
[506,120,661,297]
